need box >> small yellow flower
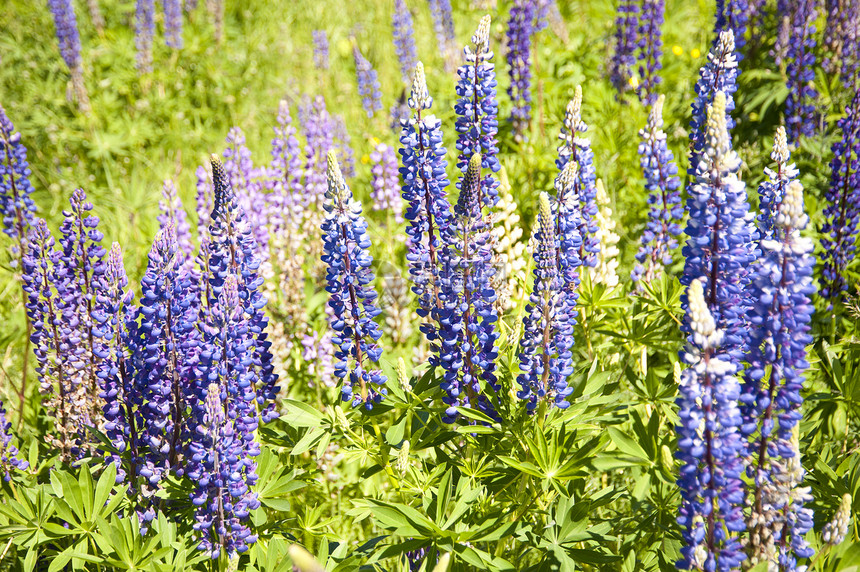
[628,76,640,89]
[672,45,683,56]
[369,136,380,147]
[691,48,701,58]
[361,154,370,164]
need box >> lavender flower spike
[392,0,419,83]
[352,43,383,117]
[516,192,576,411]
[820,90,860,303]
[784,0,819,142]
[455,15,502,210]
[636,0,665,105]
[0,399,28,480]
[134,0,155,74]
[632,95,682,284]
[756,126,799,244]
[506,0,535,140]
[164,0,184,49]
[313,30,329,70]
[428,0,457,71]
[715,0,749,54]
[676,278,746,571]
[610,0,639,95]
[370,141,404,224]
[321,151,387,409]
[47,0,89,109]
[0,104,37,265]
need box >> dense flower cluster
[392,0,418,84]
[715,0,749,54]
[490,168,527,313]
[823,0,859,89]
[370,141,403,224]
[820,90,860,303]
[48,0,89,108]
[428,0,457,71]
[353,43,383,118]
[610,0,639,94]
[589,180,620,288]
[506,0,535,140]
[134,0,155,74]
[784,0,819,142]
[164,0,184,49]
[321,151,387,409]
[636,0,664,105]
[0,399,28,480]
[517,192,576,411]
[632,95,682,284]
[755,127,799,244]
[0,105,37,263]
[454,15,501,210]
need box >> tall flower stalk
[636,0,664,105]
[755,126,799,245]
[134,0,155,74]
[506,0,535,140]
[352,43,383,118]
[164,0,184,49]
[313,30,329,70]
[393,0,418,84]
[428,0,457,72]
[48,0,89,109]
[370,141,404,225]
[610,0,639,95]
[784,0,819,142]
[715,0,749,54]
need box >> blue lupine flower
[370,142,403,224]
[556,87,599,268]
[675,278,747,572]
[428,0,456,70]
[398,63,454,364]
[188,275,261,558]
[393,0,419,83]
[636,0,664,105]
[164,0,183,49]
[208,156,279,424]
[681,92,756,359]
[820,90,860,302]
[437,154,500,422]
[632,95,682,283]
[93,242,137,484]
[784,0,818,142]
[321,151,387,409]
[271,99,305,200]
[47,0,88,107]
[223,127,269,263]
[313,30,329,70]
[0,104,37,265]
[129,223,199,481]
[301,96,336,209]
[506,0,535,140]
[352,43,383,117]
[454,15,501,210]
[332,113,356,179]
[755,126,799,244]
[551,159,584,302]
[158,179,196,279]
[0,399,28,480]
[610,0,639,95]
[134,0,155,74]
[741,180,815,569]
[689,30,739,178]
[516,192,576,411]
[715,0,749,54]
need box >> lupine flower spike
[321,151,387,409]
[352,42,383,118]
[490,168,527,313]
[516,192,576,411]
[632,95,682,284]
[715,0,749,54]
[588,180,620,288]
[676,278,746,571]
[822,493,853,546]
[0,399,28,480]
[428,0,457,72]
[48,0,89,110]
[164,0,184,49]
[398,62,453,361]
[784,0,819,142]
[455,15,501,210]
[741,180,815,569]
[820,90,860,304]
[437,154,500,422]
[134,0,155,74]
[557,86,599,268]
[756,127,799,244]
[313,30,329,70]
[392,0,418,84]
[636,0,664,105]
[370,141,404,224]
[506,0,535,140]
[610,0,639,95]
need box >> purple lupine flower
[675,278,746,571]
[195,164,215,314]
[164,0,184,49]
[390,94,411,134]
[506,0,535,140]
[393,0,419,83]
[134,0,155,74]
[681,92,756,360]
[454,16,501,210]
[188,276,261,557]
[398,63,454,364]
[516,192,576,411]
[636,0,664,105]
[158,179,196,274]
[271,100,305,202]
[556,87,599,268]
[610,0,639,95]
[428,0,457,71]
[0,104,37,265]
[437,154,500,422]
[632,95,682,284]
[370,141,403,224]
[94,242,138,484]
[47,0,89,108]
[838,2,859,90]
[300,330,336,388]
[223,127,269,262]
[321,152,387,409]
[208,156,279,423]
[551,156,584,310]
[313,30,329,70]
[302,96,336,210]
[689,31,739,178]
[784,0,819,142]
[333,114,356,179]
[352,43,383,117]
[22,219,80,460]
[715,0,749,54]
[129,223,199,481]
[56,189,107,451]
[820,90,860,302]
[741,180,815,570]
[0,399,28,480]
[755,127,799,244]
[772,13,791,67]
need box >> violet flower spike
[134,0,155,74]
[392,0,419,84]
[313,30,330,70]
[610,0,639,95]
[370,141,404,224]
[506,0,535,140]
[784,0,819,142]
[164,0,184,49]
[352,43,383,118]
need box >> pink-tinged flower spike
[741,181,815,570]
[134,0,155,74]
[47,0,89,110]
[820,90,860,304]
[0,399,28,480]
[675,278,747,572]
[370,141,403,224]
[164,0,183,49]
[321,152,387,409]
[556,87,599,268]
[21,219,81,461]
[454,15,501,210]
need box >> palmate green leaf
[366,499,443,537]
[280,399,325,428]
[607,427,651,464]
